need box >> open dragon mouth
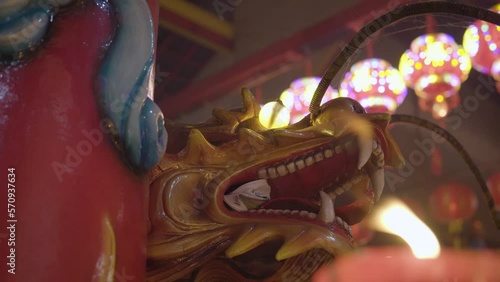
[148,93,405,280]
[222,133,386,239]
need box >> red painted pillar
[0,1,159,281]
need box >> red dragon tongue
[259,198,319,213]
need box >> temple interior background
[154,0,500,248]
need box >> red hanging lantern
[429,183,478,223]
[486,172,500,210]
[340,58,407,114]
[399,33,472,119]
[463,4,500,89]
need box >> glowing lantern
[280,77,338,123]
[340,58,407,113]
[486,172,500,211]
[258,101,290,129]
[429,183,478,223]
[399,33,472,119]
[463,4,500,81]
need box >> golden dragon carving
[147,89,404,281]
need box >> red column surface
[0,0,159,281]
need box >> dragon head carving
[147,89,404,281]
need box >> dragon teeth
[335,175,358,195]
[376,157,385,168]
[277,165,287,176]
[258,169,267,179]
[374,141,385,169]
[305,156,315,166]
[367,163,385,201]
[373,140,383,156]
[372,140,385,169]
[268,167,278,178]
[286,162,296,173]
[318,191,335,224]
[335,145,343,154]
[257,138,365,180]
[238,206,353,236]
[295,159,306,170]
[324,149,333,158]
[256,138,379,182]
[334,216,351,234]
[335,187,345,196]
[314,153,324,162]
[358,136,373,169]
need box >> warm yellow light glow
[436,95,444,103]
[432,100,448,119]
[279,89,295,110]
[258,101,290,129]
[371,198,441,259]
[427,42,447,65]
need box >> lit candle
[313,198,500,282]
[313,247,500,282]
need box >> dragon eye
[321,97,366,114]
[313,97,366,126]
[350,99,367,114]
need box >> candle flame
[371,198,441,259]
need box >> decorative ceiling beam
[158,0,414,118]
[158,0,234,52]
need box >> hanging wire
[310,1,500,119]
[305,58,313,77]
[426,14,436,34]
[390,114,500,229]
[308,2,500,229]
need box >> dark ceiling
[156,28,214,95]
